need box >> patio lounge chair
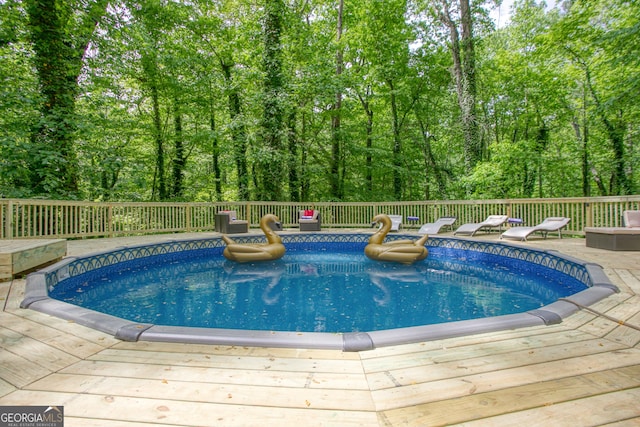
[299,209,321,231]
[453,215,508,236]
[216,210,249,234]
[371,215,402,232]
[624,210,640,228]
[388,215,403,231]
[501,217,571,241]
[417,217,457,235]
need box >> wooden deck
[1,233,639,426]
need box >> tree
[329,0,345,200]
[2,0,638,203]
[349,0,415,200]
[549,0,638,195]
[189,0,253,200]
[434,0,480,170]
[0,0,41,197]
[256,0,287,200]
[26,0,108,197]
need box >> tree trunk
[330,0,345,200]
[26,0,107,198]
[209,94,222,200]
[357,88,374,195]
[220,59,249,200]
[172,101,186,199]
[257,0,287,201]
[287,111,300,202]
[387,79,403,199]
[459,0,480,165]
[300,112,310,201]
[437,0,480,170]
[151,80,167,201]
[416,113,447,198]
[571,84,591,197]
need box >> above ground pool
[22,233,618,351]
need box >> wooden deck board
[616,269,640,294]
[602,295,640,347]
[363,324,559,355]
[371,347,640,411]
[0,377,16,398]
[0,312,114,359]
[365,337,630,392]
[59,419,153,427]
[0,390,379,426]
[112,339,362,360]
[0,281,10,305]
[0,339,53,388]
[361,328,596,373]
[379,366,640,426]
[577,314,633,338]
[6,307,121,347]
[61,360,371,390]
[26,373,376,411]
[0,235,639,426]
[0,326,80,372]
[457,387,640,426]
[87,348,365,374]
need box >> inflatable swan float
[365,214,429,264]
[222,214,286,262]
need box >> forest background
[0,0,638,203]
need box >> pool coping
[21,233,619,352]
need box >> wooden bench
[0,239,67,281]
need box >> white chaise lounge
[453,215,508,236]
[417,217,457,235]
[388,215,403,232]
[501,217,571,241]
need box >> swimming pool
[22,233,618,351]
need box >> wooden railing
[1,196,639,239]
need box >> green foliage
[0,4,41,197]
[0,0,638,202]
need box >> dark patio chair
[299,209,321,231]
[216,210,249,234]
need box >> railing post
[585,202,592,228]
[5,200,13,239]
[108,204,113,237]
[185,204,192,232]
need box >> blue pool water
[50,245,586,333]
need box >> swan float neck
[222,214,285,262]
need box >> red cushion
[304,209,314,217]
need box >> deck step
[0,239,66,281]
